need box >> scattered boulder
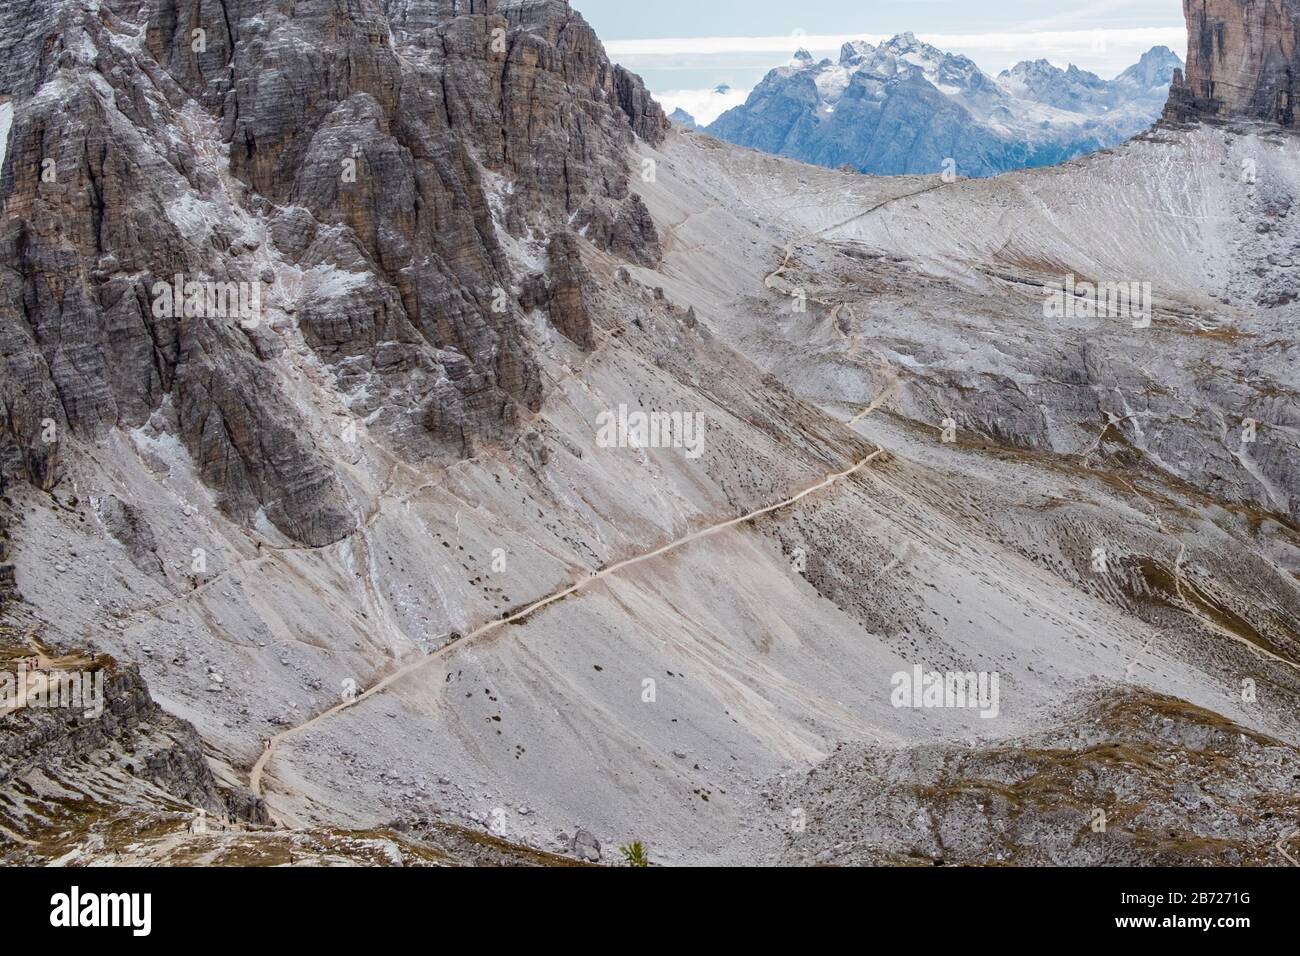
[97,495,165,577]
[571,828,602,862]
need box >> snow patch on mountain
[707,34,1183,177]
[0,101,12,175]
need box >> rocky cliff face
[0,0,664,546]
[3,0,1299,870]
[1166,0,1300,124]
[0,600,270,859]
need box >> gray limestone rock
[0,0,664,543]
[571,828,601,862]
[97,495,166,578]
[1166,0,1300,125]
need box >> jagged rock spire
[1165,0,1300,125]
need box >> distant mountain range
[669,107,700,129]
[693,33,1182,177]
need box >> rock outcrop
[0,0,665,545]
[776,689,1300,866]
[522,233,596,349]
[96,495,165,578]
[0,609,270,845]
[0,658,222,814]
[1166,0,1300,125]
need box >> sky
[571,0,1189,124]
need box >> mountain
[707,34,1183,177]
[2,0,1299,869]
[1114,45,1186,96]
[0,0,673,863]
[669,107,699,129]
[0,0,666,546]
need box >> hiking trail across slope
[248,188,920,802]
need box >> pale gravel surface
[8,55,1299,863]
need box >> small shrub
[618,841,649,867]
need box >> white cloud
[608,27,1187,79]
[604,28,1183,58]
[655,86,752,126]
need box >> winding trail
[249,445,886,798]
[249,181,925,804]
[1119,477,1300,677]
[1170,543,1300,674]
[764,179,951,297]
